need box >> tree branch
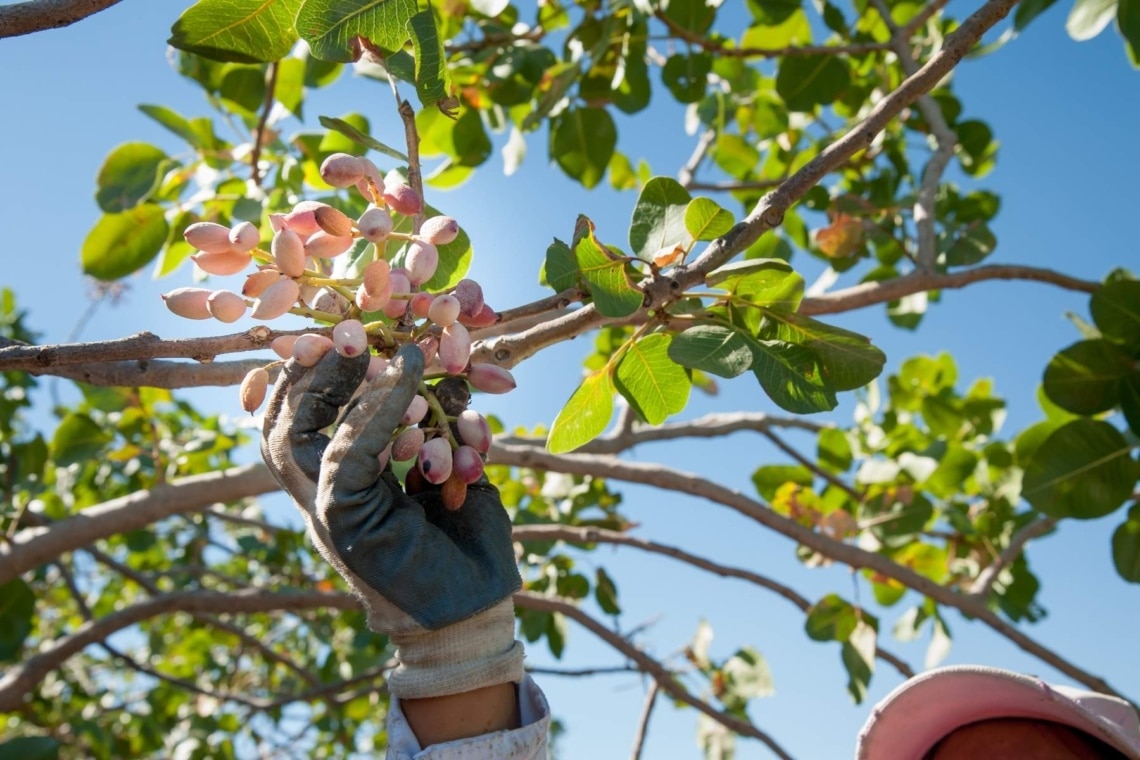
[630,680,660,760]
[512,524,913,679]
[526,665,640,677]
[250,62,280,187]
[678,130,716,190]
[0,589,359,713]
[515,591,795,758]
[0,0,123,38]
[492,443,1128,701]
[0,463,280,585]
[968,516,1058,598]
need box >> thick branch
[0,589,359,713]
[513,524,913,679]
[0,0,122,38]
[515,591,795,758]
[0,463,279,585]
[492,444,1128,700]
[20,356,271,388]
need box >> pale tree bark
[0,0,124,38]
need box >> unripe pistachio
[251,278,300,320]
[332,319,368,358]
[439,322,471,375]
[392,427,425,461]
[242,269,283,298]
[411,292,434,319]
[304,230,354,258]
[456,410,492,453]
[382,181,422,217]
[453,279,484,317]
[457,302,498,329]
[184,222,234,254]
[279,200,329,237]
[417,437,453,485]
[228,221,260,253]
[358,206,393,244]
[428,294,461,327]
[271,335,297,360]
[320,153,367,188]
[240,367,270,413]
[206,290,247,323]
[292,333,334,367]
[441,473,467,510]
[405,241,439,286]
[192,250,252,276]
[313,205,355,238]
[467,363,516,394]
[419,216,460,245]
[272,228,306,277]
[365,354,389,381]
[452,445,484,485]
[162,287,212,320]
[401,394,429,426]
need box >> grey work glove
[260,344,524,699]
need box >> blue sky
[1,1,1138,758]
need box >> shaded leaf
[805,594,857,641]
[1112,503,1140,583]
[760,311,886,391]
[668,325,755,379]
[0,736,60,760]
[318,115,408,161]
[550,107,616,189]
[1090,278,1140,347]
[752,339,837,414]
[1042,339,1130,415]
[542,238,579,292]
[776,54,850,111]
[629,177,691,260]
[1022,419,1135,519]
[410,10,448,109]
[595,568,621,614]
[0,579,34,663]
[95,143,169,213]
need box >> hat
[856,665,1140,759]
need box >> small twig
[250,62,280,187]
[526,665,640,677]
[516,591,795,758]
[968,517,1057,598]
[0,0,123,38]
[756,427,864,505]
[678,130,716,190]
[684,179,784,193]
[630,681,660,760]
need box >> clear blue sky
[1,2,1138,758]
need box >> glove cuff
[386,600,524,700]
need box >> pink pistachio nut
[392,427,426,461]
[452,445,485,485]
[184,222,234,254]
[418,215,460,246]
[162,287,212,320]
[453,279,484,317]
[382,181,422,217]
[242,269,283,298]
[270,335,298,360]
[228,221,260,253]
[428,294,461,327]
[467,363,516,394]
[417,437,453,485]
[313,205,355,238]
[332,319,368,358]
[356,282,391,313]
[401,394,429,426]
[439,323,471,375]
[272,228,306,277]
[251,278,300,320]
[320,153,367,188]
[355,158,384,201]
[192,250,252,276]
[365,354,389,381]
[304,230,355,259]
[206,290,247,323]
[361,259,391,294]
[382,297,409,320]
[456,410,492,453]
[411,292,434,319]
[291,334,334,367]
[457,302,498,329]
[240,367,270,413]
[404,241,439,286]
[357,206,393,244]
[278,200,330,237]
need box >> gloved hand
[260,344,524,700]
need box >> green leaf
[707,257,793,286]
[661,52,712,103]
[685,198,735,242]
[751,464,813,500]
[1015,0,1062,29]
[776,54,850,112]
[1120,0,1140,65]
[805,594,857,641]
[219,65,266,114]
[138,104,202,146]
[841,621,876,704]
[721,646,775,702]
[1112,504,1140,583]
[94,143,169,213]
[1022,419,1135,519]
[318,115,408,161]
[614,334,691,425]
[760,312,886,391]
[0,736,60,760]
[550,107,617,189]
[81,205,169,281]
[629,177,692,260]
[410,10,448,109]
[548,370,615,454]
[0,579,34,662]
[1120,371,1140,436]
[943,223,996,267]
[749,0,802,25]
[664,0,717,33]
[668,325,755,379]
[297,0,417,61]
[275,57,306,119]
[542,238,579,292]
[751,339,837,414]
[595,568,621,614]
[51,412,113,467]
[573,217,642,318]
[169,0,301,63]
[1066,0,1118,39]
[1090,278,1140,347]
[1042,339,1130,415]
[817,428,853,473]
